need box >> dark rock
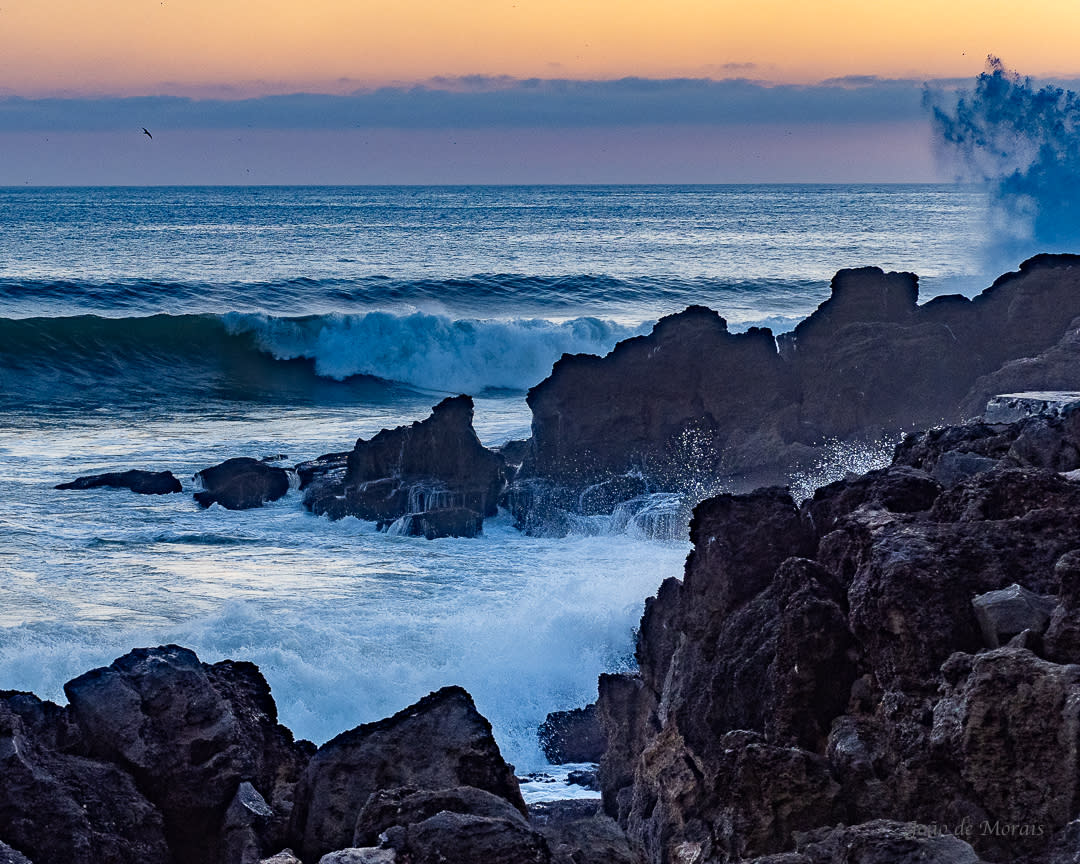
[795,820,985,863]
[291,685,525,862]
[0,692,170,864]
[55,469,182,494]
[319,850,396,863]
[63,645,309,863]
[194,457,291,509]
[529,801,638,864]
[393,810,550,864]
[566,769,599,791]
[596,673,655,823]
[931,451,999,488]
[971,584,1056,648]
[259,849,304,864]
[802,465,942,535]
[303,396,504,539]
[0,843,33,864]
[525,306,797,488]
[931,648,1080,860]
[223,781,276,864]
[295,451,350,489]
[353,785,530,846]
[393,507,483,539]
[538,704,606,764]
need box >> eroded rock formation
[596,402,1080,864]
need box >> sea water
[0,184,987,771]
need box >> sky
[1,0,1079,183]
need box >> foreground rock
[55,469,182,494]
[537,704,606,764]
[302,395,505,538]
[291,684,526,861]
[194,457,291,509]
[0,646,564,864]
[511,256,1080,530]
[596,402,1080,863]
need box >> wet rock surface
[538,704,606,764]
[516,256,1080,518]
[302,394,505,538]
[56,468,183,494]
[194,457,291,510]
[596,403,1080,863]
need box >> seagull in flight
[142,127,153,140]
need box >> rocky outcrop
[0,647,548,864]
[596,403,1080,863]
[514,257,1080,525]
[194,457,291,510]
[290,685,525,862]
[524,306,799,488]
[64,645,311,863]
[302,395,505,538]
[55,469,182,494]
[537,704,606,764]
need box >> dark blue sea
[0,184,989,780]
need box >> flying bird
[142,128,153,140]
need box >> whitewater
[0,184,990,773]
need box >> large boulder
[290,685,525,862]
[0,691,170,864]
[55,469,182,494]
[595,406,1080,863]
[194,457,291,510]
[63,645,310,863]
[303,395,505,538]
[524,306,798,488]
[537,704,606,764]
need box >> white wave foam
[223,311,646,393]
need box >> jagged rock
[223,781,276,864]
[567,769,599,790]
[0,691,170,864]
[971,584,1056,648]
[303,396,504,538]
[291,686,525,862]
[537,704,606,764]
[529,800,638,864]
[194,457,291,509]
[295,451,350,489]
[794,820,985,863]
[931,451,999,488]
[520,257,1080,510]
[55,468,183,494]
[63,645,309,863]
[319,850,397,864]
[0,842,33,864]
[802,465,942,535]
[392,507,483,539]
[391,809,551,864]
[596,673,656,823]
[931,648,1080,860]
[353,786,529,846]
[525,305,797,486]
[983,391,1080,424]
[1044,550,1080,664]
[259,849,304,864]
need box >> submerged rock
[194,457,291,510]
[55,469,182,495]
[303,395,504,538]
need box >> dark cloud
[0,76,937,132]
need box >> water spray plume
[927,56,1080,259]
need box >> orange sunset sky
[2,0,1079,94]
[2,0,1078,183]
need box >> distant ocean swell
[0,273,830,320]
[0,312,647,400]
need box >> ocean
[0,184,989,774]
